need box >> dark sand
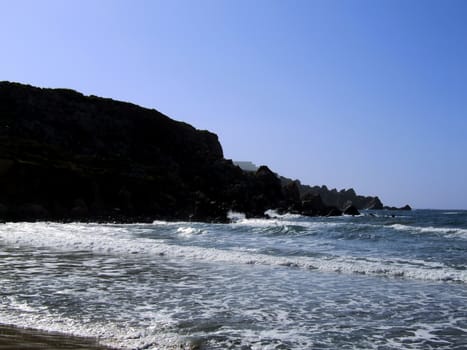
[0,325,115,349]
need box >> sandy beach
[0,325,114,350]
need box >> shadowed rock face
[0,82,384,222]
[0,82,237,222]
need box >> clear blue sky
[1,0,466,209]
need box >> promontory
[0,81,386,222]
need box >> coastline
[0,325,115,350]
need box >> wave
[176,226,206,237]
[1,222,465,283]
[228,217,386,241]
[264,209,304,220]
[390,223,467,239]
[159,212,372,237]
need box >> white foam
[264,209,303,219]
[1,222,465,283]
[229,216,343,231]
[176,226,205,237]
[0,296,185,350]
[390,223,467,239]
[227,210,246,222]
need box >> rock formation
[280,177,383,210]
[1,82,222,221]
[383,204,412,211]
[0,81,396,222]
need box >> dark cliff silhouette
[0,82,278,222]
[0,82,397,222]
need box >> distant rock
[299,193,342,217]
[383,205,412,211]
[280,177,385,211]
[367,197,384,210]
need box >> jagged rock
[280,177,385,210]
[256,166,282,195]
[367,197,384,210]
[344,205,360,216]
[242,166,284,217]
[383,205,412,211]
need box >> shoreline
[0,325,115,350]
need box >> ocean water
[0,210,466,349]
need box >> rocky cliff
[280,178,384,210]
[0,82,292,222]
[0,82,390,222]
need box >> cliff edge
[0,82,292,222]
[0,82,394,222]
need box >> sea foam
[1,222,465,283]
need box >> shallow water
[1,210,466,349]
[0,325,111,349]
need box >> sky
[1,0,466,209]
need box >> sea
[0,209,466,349]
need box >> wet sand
[0,325,115,350]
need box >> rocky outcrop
[300,193,343,217]
[0,82,268,222]
[383,204,412,211]
[0,81,395,222]
[343,205,360,216]
[280,177,383,210]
